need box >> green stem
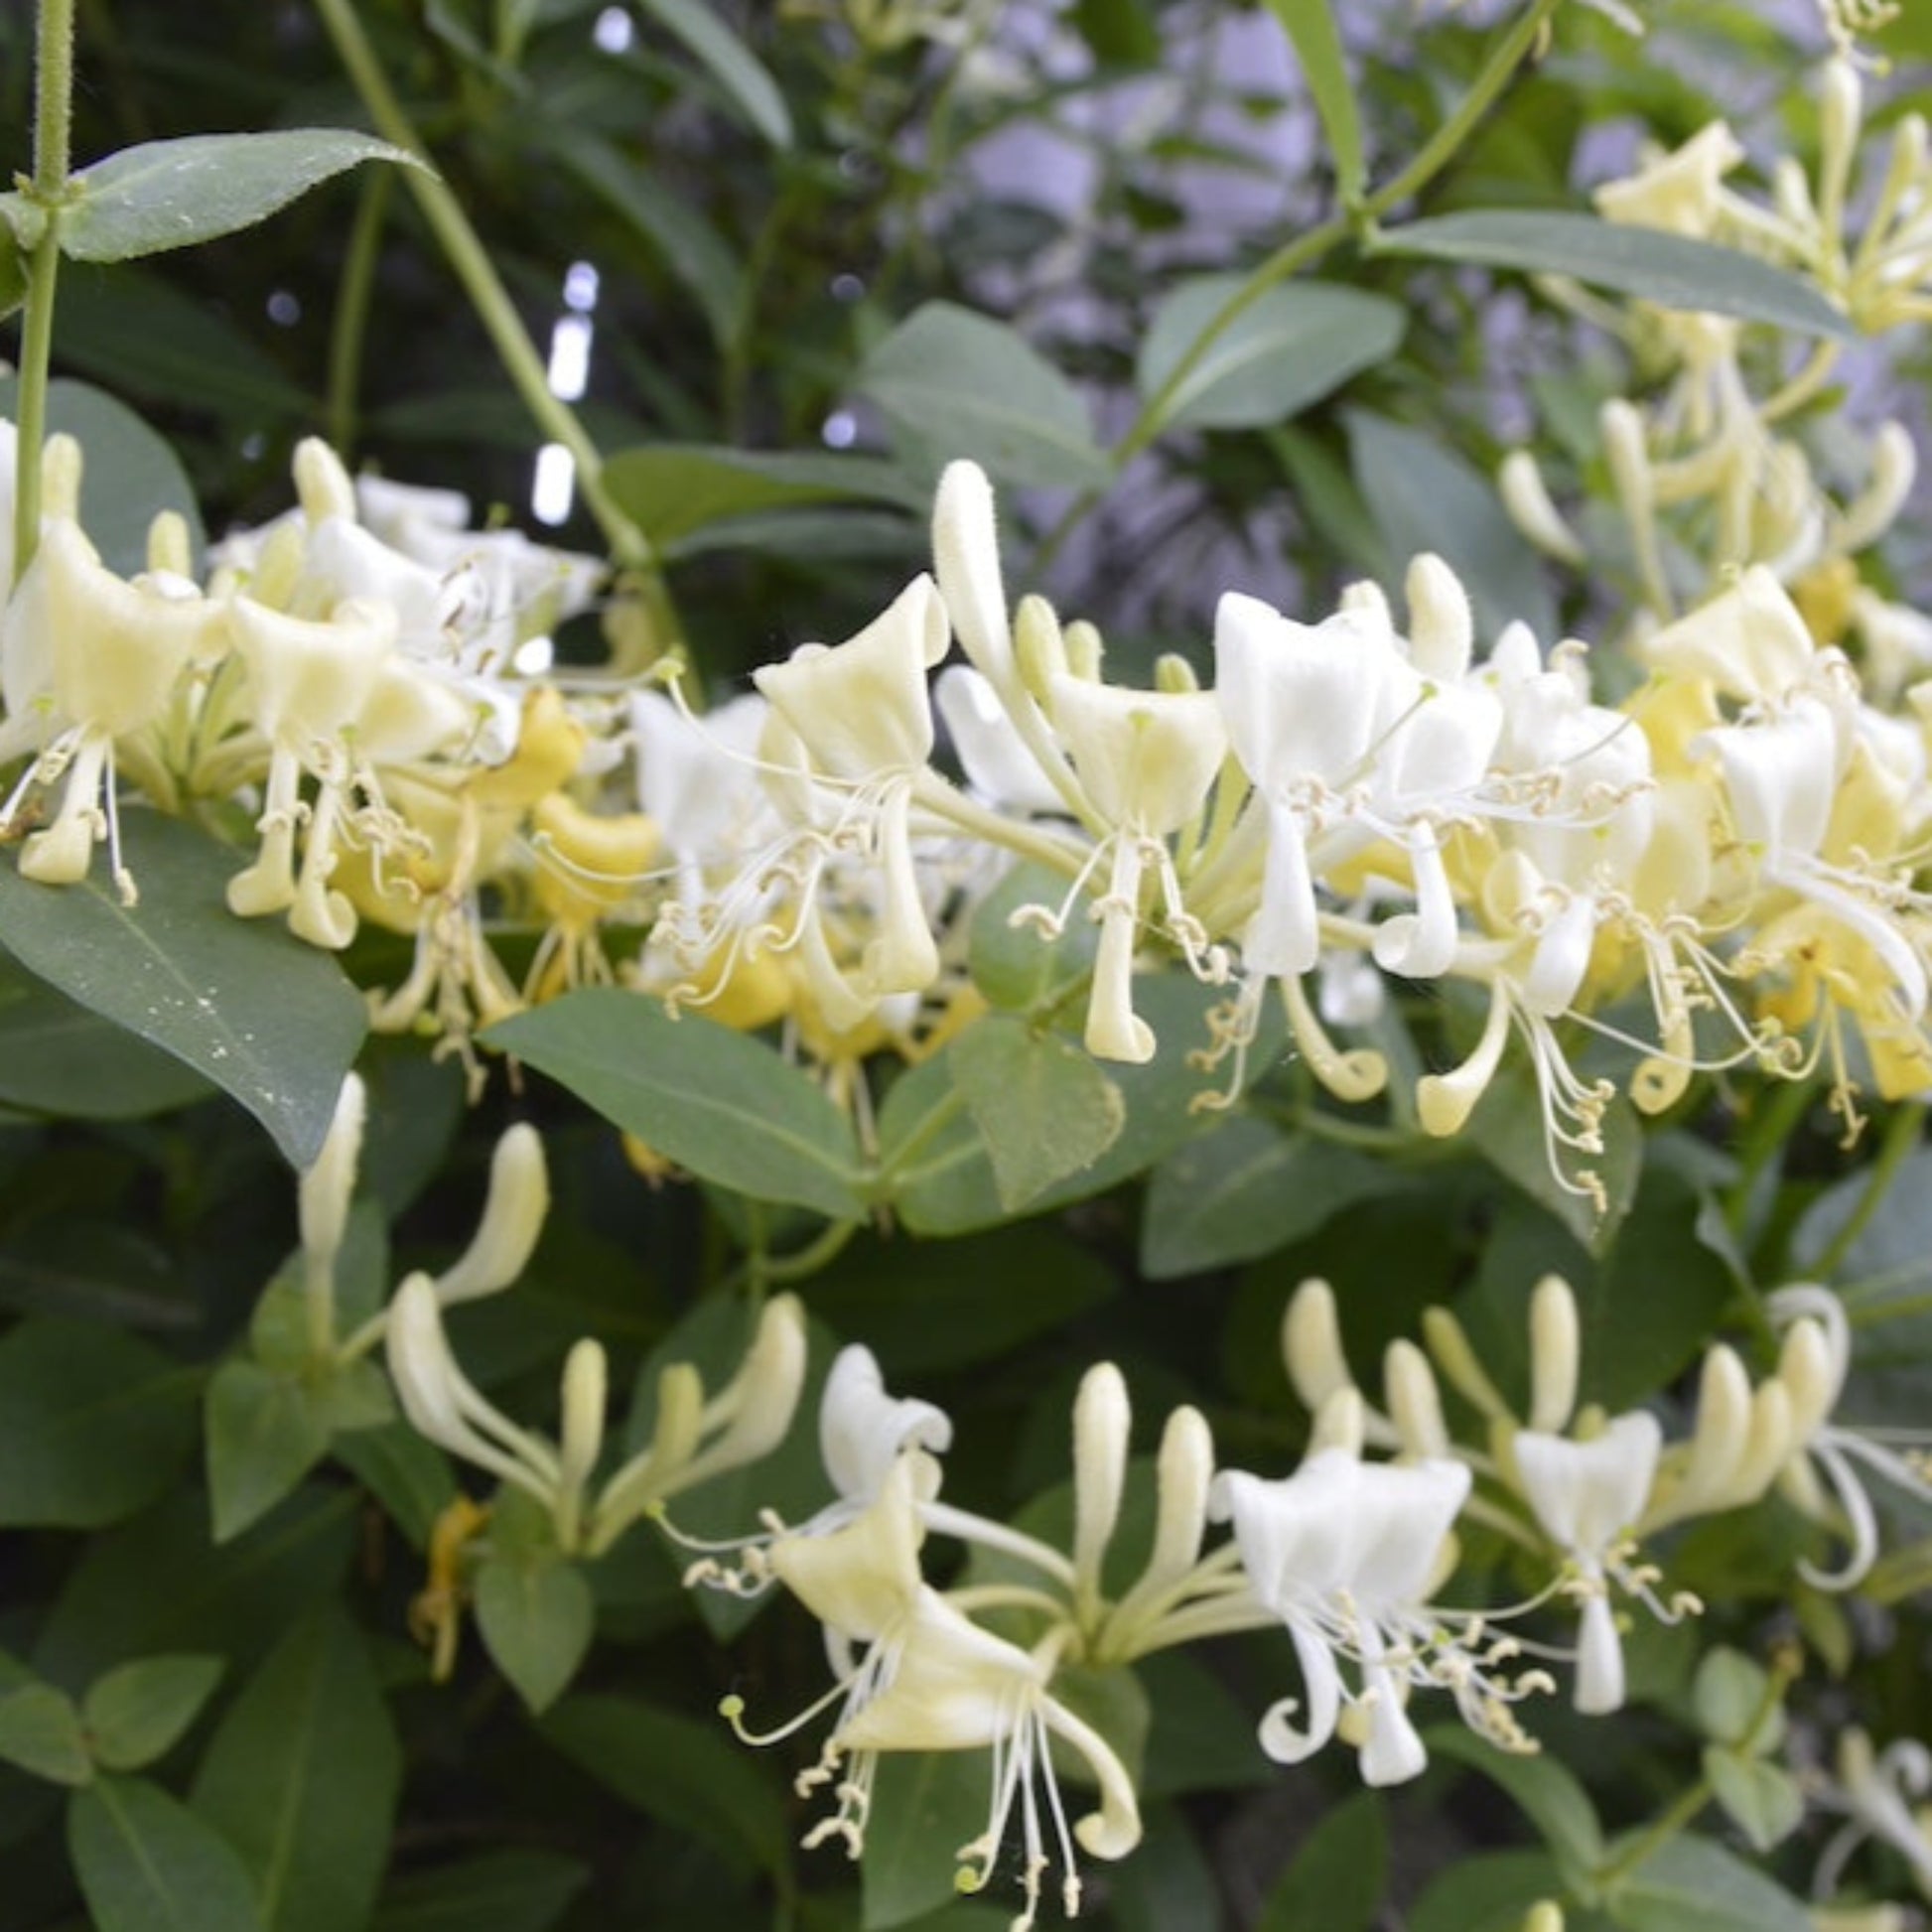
[1722,1075,1816,1241]
[1812,1100,1927,1283]
[326,166,392,460]
[311,0,661,583]
[13,0,77,586]
[1029,0,1563,584]
[1593,1779,1710,1891]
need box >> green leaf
[1137,277,1403,435]
[190,1612,402,1932]
[1426,1727,1602,1891]
[0,374,207,577]
[861,1747,992,1930]
[1070,0,1161,64]
[636,0,791,148]
[948,1015,1126,1211]
[1690,1648,1783,1754]
[859,303,1107,489]
[370,1851,591,1932]
[488,989,868,1220]
[61,130,421,263]
[540,1694,789,1874]
[1377,211,1853,340]
[807,1223,1115,1376]
[0,1317,197,1528]
[967,862,1100,1015]
[1701,1746,1803,1854]
[1136,1650,1275,1799]
[332,1423,458,1552]
[1344,409,1557,644]
[0,1215,202,1331]
[1602,1833,1810,1932]
[82,1657,223,1772]
[32,1488,357,1689]
[204,1361,334,1545]
[0,224,25,319]
[475,1550,595,1715]
[1141,1114,1390,1278]
[54,264,313,425]
[603,444,920,550]
[0,1684,92,1785]
[1256,1789,1384,1932]
[1409,1849,1564,1932]
[881,975,1277,1235]
[69,1775,265,1932]
[0,957,210,1118]
[1261,0,1363,198]
[0,812,368,1169]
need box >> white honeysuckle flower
[934,662,1065,814]
[387,1276,806,1558]
[819,1343,953,1509]
[1705,700,1929,1028]
[1643,567,1835,706]
[1044,673,1228,1061]
[1768,1284,1932,1589]
[754,576,948,782]
[1512,1413,1665,1715]
[1814,1729,1932,1905]
[1210,1426,1510,1785]
[223,595,399,948]
[1213,591,1409,982]
[740,1456,1140,1930]
[0,448,225,899]
[1594,123,1746,238]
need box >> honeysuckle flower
[1210,1408,1537,1786]
[1595,123,1746,238]
[732,1455,1141,1930]
[1043,672,1228,1061]
[1813,1729,1932,1904]
[387,1279,806,1558]
[0,442,225,899]
[1768,1283,1932,1588]
[819,1343,954,1512]
[1512,1414,1664,1714]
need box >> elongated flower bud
[435,1124,550,1306]
[1072,1363,1131,1612]
[1528,1275,1581,1436]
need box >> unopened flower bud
[300,1073,366,1288]
[558,1338,609,1501]
[1498,452,1586,566]
[933,460,1013,685]
[1015,595,1067,705]
[1422,1306,1512,1421]
[435,1124,550,1306]
[1777,1315,1838,1445]
[147,509,194,580]
[1063,619,1104,682]
[1384,1339,1449,1458]
[1072,1362,1132,1609]
[1405,553,1474,680]
[1528,1275,1581,1436]
[1153,652,1199,695]
[294,436,358,526]
[1838,422,1917,555]
[1309,1386,1365,1456]
[41,433,82,523]
[1282,1279,1356,1415]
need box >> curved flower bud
[433,1123,550,1307]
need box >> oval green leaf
[190,1612,402,1932]
[0,812,368,1170]
[82,1656,225,1773]
[0,1317,197,1529]
[1138,277,1404,433]
[69,1774,266,1932]
[859,302,1108,489]
[1374,210,1852,339]
[488,989,868,1220]
[61,130,422,264]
